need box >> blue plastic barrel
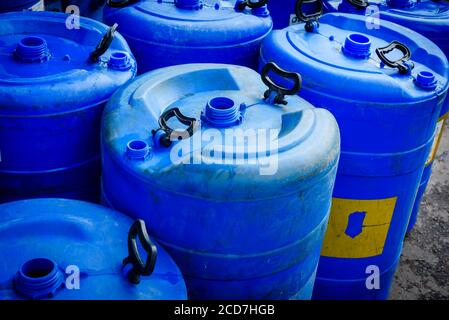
[61,0,106,20]
[103,0,272,74]
[0,198,187,300]
[101,63,340,299]
[0,0,43,12]
[324,0,449,234]
[260,10,449,299]
[0,11,136,204]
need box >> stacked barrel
[0,0,447,301]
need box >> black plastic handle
[106,0,138,8]
[237,0,269,11]
[347,0,369,9]
[123,220,157,285]
[375,41,413,74]
[153,108,198,148]
[295,0,323,22]
[89,23,118,62]
[262,62,302,105]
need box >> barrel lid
[104,0,272,46]
[0,11,136,116]
[0,198,187,300]
[261,12,449,103]
[102,64,340,199]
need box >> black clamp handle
[262,62,302,105]
[236,0,269,11]
[123,220,158,285]
[375,41,413,75]
[347,0,369,8]
[295,0,323,32]
[90,23,118,62]
[152,108,198,148]
[106,0,138,8]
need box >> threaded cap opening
[342,33,371,59]
[14,258,63,300]
[109,51,132,71]
[202,97,242,128]
[15,36,51,63]
[127,140,150,160]
[415,71,438,90]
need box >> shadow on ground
[391,121,449,300]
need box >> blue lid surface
[0,11,136,116]
[0,198,187,300]
[102,63,340,199]
[260,12,449,103]
[103,0,272,46]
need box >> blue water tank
[103,0,272,74]
[324,0,449,234]
[260,12,449,299]
[0,198,187,300]
[0,11,136,204]
[0,0,43,12]
[101,63,341,299]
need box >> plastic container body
[324,0,449,233]
[260,13,449,299]
[0,198,187,300]
[0,11,136,204]
[101,63,341,299]
[103,0,273,74]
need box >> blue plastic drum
[101,63,340,299]
[260,9,449,299]
[0,11,136,203]
[103,0,273,73]
[0,198,187,300]
[324,0,449,233]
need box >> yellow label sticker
[426,113,448,166]
[321,197,397,259]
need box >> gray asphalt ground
[391,121,449,300]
